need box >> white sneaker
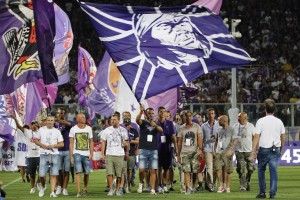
[30,188,35,194]
[150,189,157,195]
[144,185,151,192]
[39,188,45,197]
[125,187,131,193]
[62,189,69,196]
[137,183,143,193]
[50,192,58,198]
[158,186,164,194]
[55,186,62,195]
[163,186,169,193]
[36,183,42,191]
[107,189,114,196]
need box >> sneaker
[226,188,231,193]
[82,190,88,196]
[30,188,35,194]
[185,188,192,195]
[269,195,275,199]
[240,186,247,191]
[150,189,157,195]
[76,193,81,198]
[158,186,164,194]
[116,190,123,196]
[169,186,174,191]
[191,187,197,193]
[39,188,45,197]
[163,186,169,193]
[55,186,62,195]
[144,185,151,192]
[137,183,143,193]
[50,192,58,198]
[125,187,131,193]
[107,189,114,196]
[196,185,204,191]
[180,186,186,194]
[37,183,42,191]
[217,187,224,193]
[256,193,266,199]
[62,189,69,196]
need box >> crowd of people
[0,99,285,199]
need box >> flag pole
[44,86,52,115]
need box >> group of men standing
[9,98,285,199]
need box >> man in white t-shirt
[10,115,41,194]
[252,99,285,199]
[233,112,255,191]
[34,116,64,198]
[69,113,94,198]
[101,113,129,196]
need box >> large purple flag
[0,1,43,95]
[80,2,255,102]
[76,47,97,111]
[54,3,73,85]
[90,52,121,117]
[32,0,58,85]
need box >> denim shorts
[57,150,70,171]
[138,149,158,169]
[73,153,91,174]
[39,154,59,177]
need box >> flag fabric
[115,77,179,121]
[32,0,58,85]
[0,95,15,144]
[0,1,43,95]
[25,82,44,125]
[80,2,255,102]
[76,47,97,107]
[90,52,121,117]
[192,0,222,14]
[35,79,58,108]
[54,3,73,85]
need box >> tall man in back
[252,99,285,199]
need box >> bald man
[69,113,94,197]
[233,112,255,191]
[214,115,238,193]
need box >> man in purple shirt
[156,107,177,193]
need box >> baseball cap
[123,118,131,124]
[31,121,39,126]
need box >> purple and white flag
[76,47,97,107]
[25,82,44,125]
[54,3,73,85]
[0,1,43,95]
[80,2,255,102]
[0,95,15,144]
[90,52,121,117]
[32,0,58,85]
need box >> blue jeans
[138,149,158,169]
[257,147,280,196]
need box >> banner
[92,142,106,169]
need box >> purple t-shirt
[156,119,175,151]
[55,121,75,151]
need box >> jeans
[257,147,280,196]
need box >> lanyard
[238,123,247,135]
[220,128,228,140]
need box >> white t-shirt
[255,115,285,148]
[101,126,128,156]
[69,125,93,156]
[24,129,40,157]
[233,122,255,152]
[14,130,28,166]
[36,126,63,155]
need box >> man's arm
[226,138,237,157]
[89,138,94,160]
[252,133,260,158]
[69,137,74,164]
[101,140,106,161]
[136,105,144,125]
[197,132,203,157]
[56,119,71,126]
[177,137,183,163]
[10,115,24,133]
[280,134,285,154]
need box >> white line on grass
[2,177,22,189]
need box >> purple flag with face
[76,47,97,107]
[32,0,58,85]
[54,3,73,85]
[90,52,121,117]
[80,2,255,102]
[0,1,43,95]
